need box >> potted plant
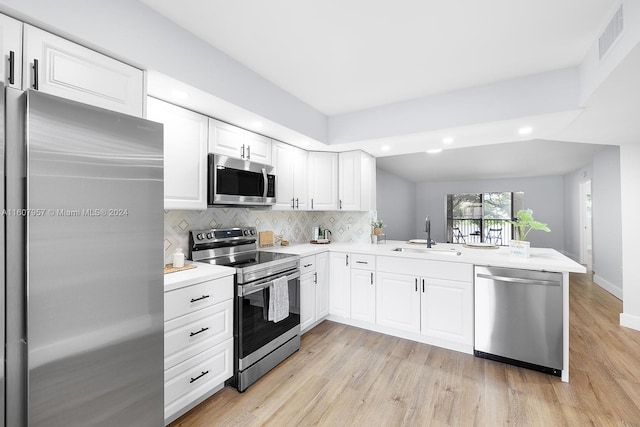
[371,219,385,235]
[507,209,550,257]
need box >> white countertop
[164,262,236,292]
[261,240,586,273]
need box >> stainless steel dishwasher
[474,266,563,376]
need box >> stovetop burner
[189,226,300,284]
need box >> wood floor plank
[170,272,640,426]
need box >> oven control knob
[196,233,205,240]
[243,229,250,236]
[250,229,256,235]
[206,232,213,239]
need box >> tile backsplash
[164,208,375,263]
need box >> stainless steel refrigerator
[3,85,164,426]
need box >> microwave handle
[240,270,301,296]
[262,168,268,197]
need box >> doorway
[579,181,593,271]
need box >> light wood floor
[170,273,640,426]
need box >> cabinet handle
[311,198,314,209]
[370,272,373,285]
[190,294,210,303]
[339,200,342,210]
[314,272,318,284]
[33,59,39,90]
[189,370,209,384]
[189,327,209,337]
[415,278,418,292]
[346,255,349,266]
[356,261,368,265]
[246,145,251,159]
[295,198,299,209]
[241,144,245,159]
[8,50,15,85]
[422,279,425,293]
[303,263,313,268]
[291,198,295,209]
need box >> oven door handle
[240,270,301,297]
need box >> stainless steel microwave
[208,154,276,206]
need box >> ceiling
[140,0,625,182]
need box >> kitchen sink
[392,247,461,256]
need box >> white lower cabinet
[420,277,473,345]
[164,275,234,424]
[375,257,473,348]
[300,253,330,332]
[376,272,421,333]
[350,254,376,323]
[329,252,351,318]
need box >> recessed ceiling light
[518,126,533,135]
[442,137,454,144]
[381,145,390,151]
[171,90,189,100]
[426,148,443,154]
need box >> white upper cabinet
[147,98,208,210]
[0,13,22,88]
[272,140,308,210]
[22,25,144,117]
[208,118,271,164]
[308,151,338,210]
[339,150,376,211]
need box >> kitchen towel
[268,276,289,323]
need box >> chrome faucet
[424,216,435,248]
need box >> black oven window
[217,168,264,196]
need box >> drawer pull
[189,327,209,337]
[190,370,209,384]
[356,261,368,264]
[190,295,210,303]
[303,263,313,268]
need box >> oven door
[236,269,300,370]
[209,154,275,205]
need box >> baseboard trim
[593,274,622,300]
[620,313,640,332]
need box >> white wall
[562,164,592,261]
[376,168,416,241]
[592,146,623,297]
[620,143,640,330]
[414,176,565,250]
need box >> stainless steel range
[189,227,301,392]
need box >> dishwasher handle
[476,273,560,287]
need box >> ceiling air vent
[599,4,624,60]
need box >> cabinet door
[376,272,421,333]
[421,278,473,345]
[338,151,362,211]
[147,98,208,210]
[0,13,21,88]
[292,147,308,210]
[23,25,144,117]
[308,152,338,210]
[329,252,350,318]
[244,131,271,164]
[208,118,246,159]
[300,272,316,332]
[350,269,375,323]
[272,141,295,210]
[315,252,330,319]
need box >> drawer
[164,300,233,370]
[165,275,233,321]
[377,256,472,282]
[351,253,375,270]
[300,255,316,275]
[164,337,233,420]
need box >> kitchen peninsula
[262,241,585,382]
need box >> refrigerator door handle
[8,50,15,84]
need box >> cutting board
[259,231,274,247]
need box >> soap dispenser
[173,248,185,268]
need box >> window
[446,192,523,245]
